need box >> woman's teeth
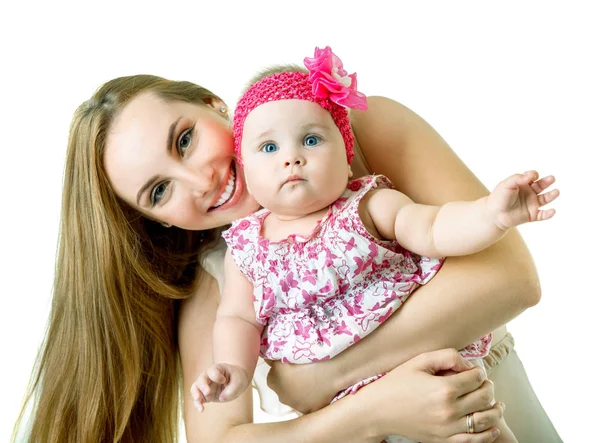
[212,168,235,208]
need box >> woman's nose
[181,166,216,198]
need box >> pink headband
[233,46,368,164]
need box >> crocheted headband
[233,46,368,165]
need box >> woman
[14,74,560,442]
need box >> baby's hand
[487,170,559,230]
[190,363,250,412]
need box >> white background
[1,1,598,441]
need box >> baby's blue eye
[304,135,321,146]
[261,143,278,153]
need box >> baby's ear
[348,164,353,178]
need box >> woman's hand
[270,348,504,442]
[358,348,504,442]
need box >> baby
[191,46,558,442]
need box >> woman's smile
[209,162,237,210]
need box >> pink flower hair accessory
[233,46,368,165]
[303,46,368,111]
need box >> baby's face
[240,99,352,218]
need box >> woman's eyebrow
[166,117,183,154]
[135,116,183,206]
[137,174,159,206]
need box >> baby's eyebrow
[299,122,331,132]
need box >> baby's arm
[364,170,558,257]
[190,248,263,412]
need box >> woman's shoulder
[200,238,227,294]
[180,270,220,324]
[348,95,415,177]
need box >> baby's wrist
[483,197,509,232]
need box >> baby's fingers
[219,377,246,402]
[537,208,556,221]
[535,187,559,222]
[514,170,539,186]
[190,381,207,413]
[193,398,206,413]
[190,377,206,401]
[538,188,560,207]
[193,372,216,399]
[531,174,556,194]
[207,364,228,384]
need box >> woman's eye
[151,182,169,206]
[304,135,322,147]
[178,127,193,155]
[261,143,278,153]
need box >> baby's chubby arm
[362,171,558,257]
[190,248,264,412]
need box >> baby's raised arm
[190,249,263,411]
[362,170,558,257]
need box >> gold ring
[466,413,475,433]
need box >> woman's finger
[448,428,500,443]
[456,379,495,415]
[445,365,488,398]
[473,402,505,432]
[418,348,475,375]
[447,401,504,441]
[471,402,505,433]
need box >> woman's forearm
[329,228,540,391]
[215,397,377,443]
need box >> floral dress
[223,175,491,435]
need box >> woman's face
[104,92,259,230]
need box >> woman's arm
[178,272,503,442]
[268,96,541,412]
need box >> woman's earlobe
[219,106,231,121]
[204,97,229,115]
[348,165,353,178]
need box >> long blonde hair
[14,75,224,442]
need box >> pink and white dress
[223,175,491,413]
